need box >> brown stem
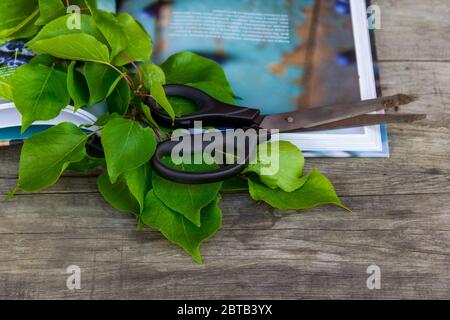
[119,53,144,89]
[106,63,135,91]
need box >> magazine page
[119,0,387,157]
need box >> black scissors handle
[151,131,263,184]
[150,138,249,184]
[148,84,261,128]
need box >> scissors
[148,84,425,184]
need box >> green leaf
[0,0,38,36]
[188,82,235,105]
[35,0,66,26]
[97,171,140,215]
[106,77,131,115]
[12,63,70,132]
[152,158,223,227]
[140,102,159,128]
[67,61,89,110]
[167,82,235,117]
[86,2,127,58]
[141,191,222,264]
[101,118,156,183]
[29,54,55,66]
[27,14,105,46]
[123,164,151,213]
[112,13,152,66]
[169,96,197,117]
[67,155,105,173]
[221,177,249,192]
[160,52,233,95]
[2,9,40,41]
[0,71,13,101]
[18,122,88,192]
[151,81,174,122]
[246,141,305,192]
[29,33,110,63]
[84,62,120,105]
[94,112,120,126]
[140,63,165,89]
[248,168,350,211]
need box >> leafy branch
[0,0,349,264]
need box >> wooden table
[0,0,449,299]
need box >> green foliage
[86,1,127,59]
[0,71,13,101]
[97,171,141,215]
[18,122,88,192]
[123,164,152,213]
[140,64,165,88]
[67,61,89,110]
[248,168,350,211]
[84,62,120,105]
[152,158,223,227]
[12,63,70,132]
[150,81,175,122]
[3,4,348,264]
[101,118,156,183]
[246,141,305,192]
[67,154,105,173]
[35,0,66,26]
[112,13,152,65]
[141,191,222,264]
[29,33,111,63]
[106,77,131,115]
[161,52,233,95]
[27,14,105,46]
[0,0,38,38]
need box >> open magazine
[0,0,387,157]
[120,0,387,157]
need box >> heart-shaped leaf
[141,191,222,264]
[29,33,110,63]
[18,122,88,192]
[246,141,305,192]
[27,14,106,46]
[12,63,70,132]
[161,52,233,95]
[86,2,128,59]
[101,118,156,183]
[112,13,152,66]
[152,158,223,227]
[248,168,349,211]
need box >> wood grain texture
[0,1,449,299]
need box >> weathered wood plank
[0,193,448,299]
[374,0,450,61]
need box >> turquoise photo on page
[119,0,389,157]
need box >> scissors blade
[259,94,416,132]
[297,113,426,132]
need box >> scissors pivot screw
[286,116,295,123]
